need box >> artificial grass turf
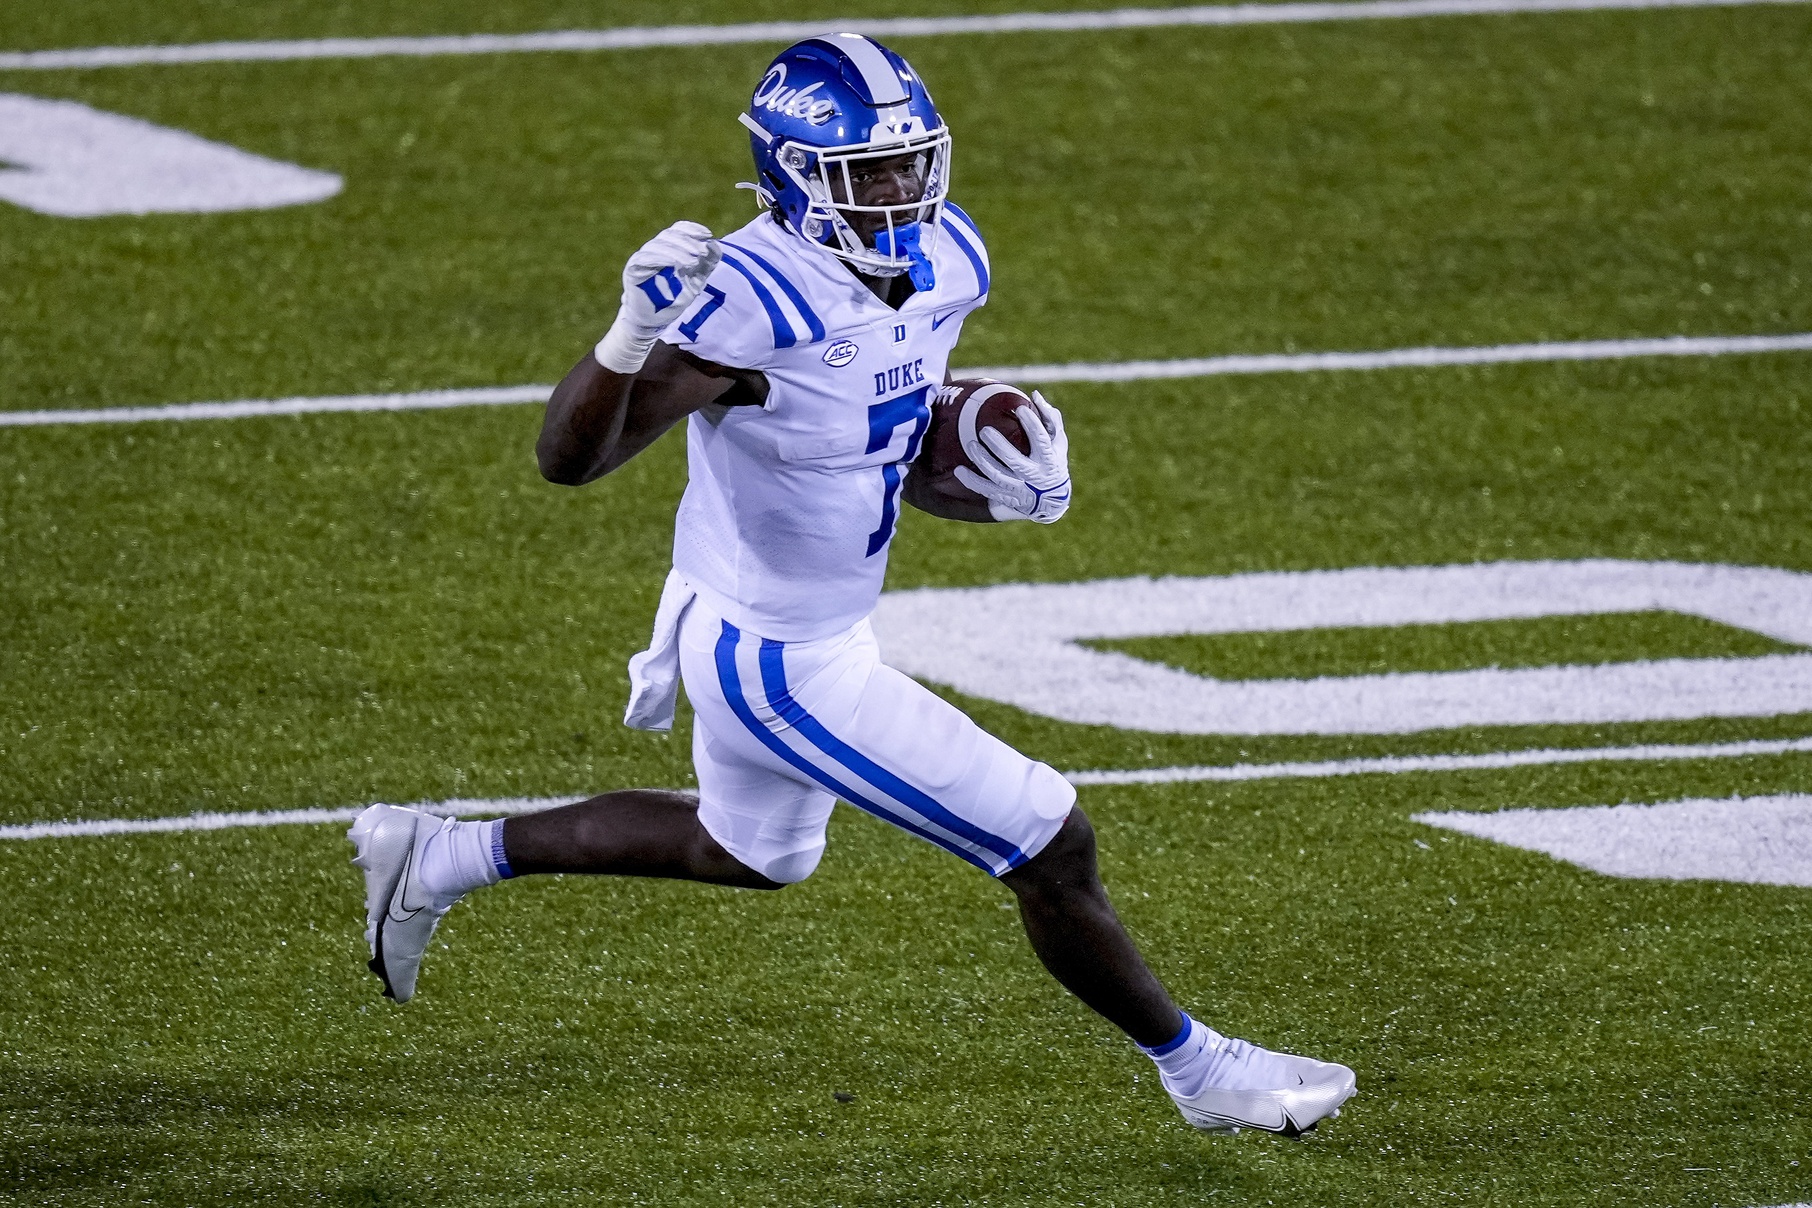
[2,775,1809,1206]
[5,2,1812,1203]
[4,5,1812,411]
[4,372,1811,1204]
[6,351,1809,824]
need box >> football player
[350,33,1355,1137]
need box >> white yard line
[1066,734,1812,785]
[3,0,1807,71]
[5,735,1808,841]
[964,332,1812,385]
[5,332,1810,428]
[0,385,550,427]
[0,797,569,841]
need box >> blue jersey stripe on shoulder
[717,250,797,349]
[721,240,827,344]
[940,211,989,297]
[943,201,983,243]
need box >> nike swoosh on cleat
[1186,1101,1287,1132]
[389,835,431,919]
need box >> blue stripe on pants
[711,621,995,873]
[756,638,1028,872]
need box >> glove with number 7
[594,221,723,373]
[953,391,1072,524]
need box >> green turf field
[4,3,1811,1204]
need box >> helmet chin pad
[872,222,936,291]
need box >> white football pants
[678,596,1074,883]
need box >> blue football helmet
[739,33,951,288]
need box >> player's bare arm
[537,342,766,485]
[535,218,733,485]
[901,464,993,522]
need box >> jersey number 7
[864,387,932,556]
[677,286,729,341]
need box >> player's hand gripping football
[594,221,723,373]
[953,391,1072,524]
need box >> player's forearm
[541,220,727,486]
[537,353,637,486]
[902,469,996,523]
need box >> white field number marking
[870,560,1812,735]
[0,93,341,217]
[1416,793,1812,886]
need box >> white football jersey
[658,205,992,642]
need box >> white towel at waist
[623,568,697,732]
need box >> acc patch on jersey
[822,339,860,367]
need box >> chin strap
[873,222,937,291]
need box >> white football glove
[594,220,723,373]
[952,390,1072,524]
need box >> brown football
[914,378,1034,505]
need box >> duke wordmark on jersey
[875,358,926,395]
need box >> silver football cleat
[1166,1041,1357,1137]
[348,803,452,1003]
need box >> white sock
[419,817,509,908]
[1142,1013,1307,1097]
[1140,1014,1226,1099]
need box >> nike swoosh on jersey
[931,309,961,330]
